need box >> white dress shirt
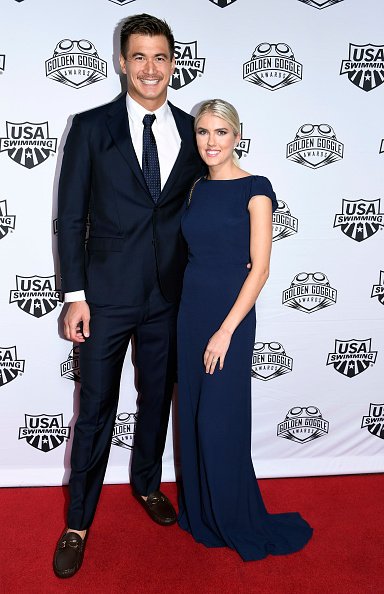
[65,94,181,303]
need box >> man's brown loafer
[53,531,87,578]
[134,490,177,526]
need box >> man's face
[120,34,175,110]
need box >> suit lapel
[160,102,192,202]
[106,94,150,197]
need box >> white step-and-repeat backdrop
[1,0,383,486]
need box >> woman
[177,99,313,561]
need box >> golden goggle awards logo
[45,39,107,89]
[277,407,329,444]
[251,342,293,381]
[282,272,337,314]
[287,124,344,169]
[243,43,302,91]
[272,201,298,242]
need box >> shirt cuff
[64,290,86,303]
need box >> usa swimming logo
[169,41,205,89]
[234,123,250,160]
[45,39,107,89]
[0,346,25,388]
[371,271,384,305]
[361,404,384,440]
[0,122,57,169]
[112,412,137,449]
[243,43,302,91]
[61,346,80,382]
[18,414,71,452]
[209,0,238,6]
[287,124,344,169]
[0,200,16,240]
[327,339,377,378]
[340,44,384,92]
[333,199,384,242]
[283,272,337,314]
[10,275,62,318]
[277,406,329,444]
[273,201,298,242]
[251,342,293,381]
[298,0,344,8]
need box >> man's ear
[119,54,127,74]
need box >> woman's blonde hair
[194,99,241,137]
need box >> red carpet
[1,475,383,594]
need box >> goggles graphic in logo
[18,414,70,452]
[277,406,329,444]
[0,346,24,388]
[0,55,5,72]
[272,201,298,242]
[327,339,377,378]
[61,346,80,382]
[298,0,344,8]
[209,0,238,6]
[333,199,384,242]
[361,404,384,440]
[243,43,302,91]
[234,123,250,159]
[283,272,337,314]
[0,200,16,240]
[0,122,57,169]
[371,271,384,305]
[169,41,205,90]
[251,342,293,381]
[112,412,137,449]
[45,39,107,89]
[10,275,62,318]
[340,44,384,93]
[287,124,343,169]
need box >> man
[53,14,204,578]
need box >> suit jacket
[58,93,204,305]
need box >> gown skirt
[177,176,313,561]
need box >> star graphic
[34,302,41,308]
[173,71,180,79]
[349,362,354,368]
[26,150,33,158]
[42,437,49,443]
[357,225,363,231]
[364,73,371,81]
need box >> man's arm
[58,115,92,341]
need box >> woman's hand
[203,327,232,374]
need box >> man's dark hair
[120,13,175,59]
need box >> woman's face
[195,113,240,168]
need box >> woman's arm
[204,194,273,374]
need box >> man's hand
[64,301,90,342]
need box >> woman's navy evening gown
[177,176,313,561]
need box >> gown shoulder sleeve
[249,175,278,213]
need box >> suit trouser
[67,282,177,530]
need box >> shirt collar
[126,93,169,125]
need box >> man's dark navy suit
[58,93,203,529]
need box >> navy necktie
[142,114,161,204]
